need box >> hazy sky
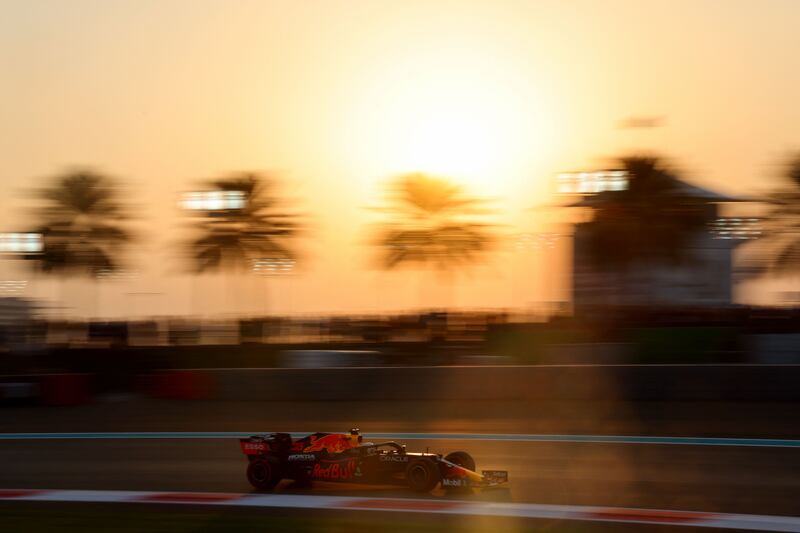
[1,0,799,316]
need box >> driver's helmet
[348,428,363,447]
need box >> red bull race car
[239,429,508,493]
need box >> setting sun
[391,102,509,182]
[338,37,549,194]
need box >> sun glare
[343,45,544,194]
[399,108,499,180]
[377,86,525,192]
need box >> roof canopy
[565,170,744,207]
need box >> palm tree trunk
[437,270,455,310]
[190,275,197,317]
[373,273,382,313]
[268,276,269,316]
[223,272,231,317]
[59,277,68,319]
[92,280,99,319]
[417,271,427,311]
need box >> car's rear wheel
[247,456,281,490]
[405,458,441,493]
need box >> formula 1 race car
[239,429,508,493]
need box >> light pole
[252,257,296,316]
[515,231,561,317]
[0,232,42,311]
[179,189,248,317]
[125,292,163,320]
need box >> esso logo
[243,442,266,451]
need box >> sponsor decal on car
[303,434,357,454]
[442,478,468,487]
[481,470,509,483]
[287,454,316,461]
[241,441,267,453]
[443,465,469,478]
[379,455,409,462]
[312,459,357,480]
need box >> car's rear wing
[240,437,268,455]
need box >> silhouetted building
[569,172,744,309]
[0,297,36,324]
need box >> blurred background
[1,1,800,531]
[0,0,799,372]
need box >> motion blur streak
[2,2,800,532]
[2,432,800,448]
[2,438,798,516]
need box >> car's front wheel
[405,458,441,493]
[247,456,282,490]
[443,451,475,493]
[444,451,475,472]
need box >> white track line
[1,489,799,531]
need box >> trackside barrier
[144,370,213,400]
[0,381,40,405]
[39,374,92,406]
[1,376,54,406]
[140,365,800,402]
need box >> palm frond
[373,174,497,272]
[575,155,715,270]
[185,172,301,273]
[25,170,134,278]
[772,240,800,273]
[744,151,800,275]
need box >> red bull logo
[312,459,357,480]
[303,434,356,454]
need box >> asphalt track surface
[2,437,799,516]
[1,398,799,528]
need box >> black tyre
[444,451,475,472]
[405,458,441,493]
[246,456,282,490]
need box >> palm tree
[372,173,497,307]
[753,152,800,274]
[573,156,715,272]
[24,170,134,316]
[186,173,300,272]
[27,170,133,276]
[184,173,301,315]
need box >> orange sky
[1,0,798,317]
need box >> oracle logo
[380,455,408,462]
